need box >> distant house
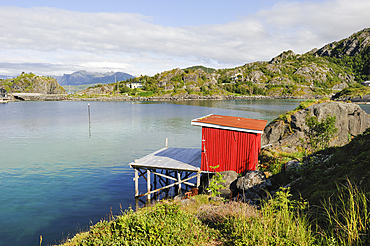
[231,73,243,83]
[127,82,143,89]
[0,88,7,98]
[361,81,370,87]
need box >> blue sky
[1,0,301,26]
[0,0,369,76]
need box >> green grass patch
[62,202,216,246]
[275,98,330,123]
[138,91,154,97]
[59,190,317,246]
[334,84,370,99]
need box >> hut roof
[191,114,268,134]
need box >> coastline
[4,93,334,102]
[4,92,370,104]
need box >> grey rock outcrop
[236,171,272,194]
[315,28,370,58]
[200,171,239,199]
[285,160,302,172]
[270,50,298,64]
[247,71,266,83]
[218,171,239,198]
[200,170,273,203]
[262,102,370,150]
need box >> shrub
[64,203,215,246]
[197,188,315,245]
[303,114,338,153]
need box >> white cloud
[0,0,370,76]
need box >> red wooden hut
[191,114,268,174]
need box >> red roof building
[191,114,267,174]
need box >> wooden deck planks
[130,147,201,171]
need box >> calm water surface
[2,99,367,246]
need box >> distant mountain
[55,70,134,86]
[0,75,15,80]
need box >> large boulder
[236,171,272,193]
[199,170,239,198]
[262,102,370,150]
[235,170,272,202]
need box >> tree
[303,114,338,153]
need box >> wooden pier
[130,146,206,203]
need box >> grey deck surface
[130,147,201,172]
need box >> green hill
[0,72,65,94]
[80,28,370,99]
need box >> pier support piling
[130,147,205,202]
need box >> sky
[0,0,369,77]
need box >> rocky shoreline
[4,93,336,102]
[4,92,370,103]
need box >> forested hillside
[79,28,370,99]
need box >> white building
[361,81,370,87]
[128,82,143,89]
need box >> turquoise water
[0,99,328,245]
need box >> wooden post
[88,103,91,123]
[165,169,169,197]
[153,169,157,200]
[174,171,178,196]
[135,197,139,211]
[147,169,151,201]
[177,171,182,194]
[135,169,139,197]
[185,172,189,191]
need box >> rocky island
[0,72,66,101]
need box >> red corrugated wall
[201,127,261,174]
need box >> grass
[61,201,216,246]
[321,179,370,245]
[258,117,370,245]
[197,189,315,245]
[58,190,317,246]
[259,148,305,175]
[290,128,370,245]
[138,91,154,97]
